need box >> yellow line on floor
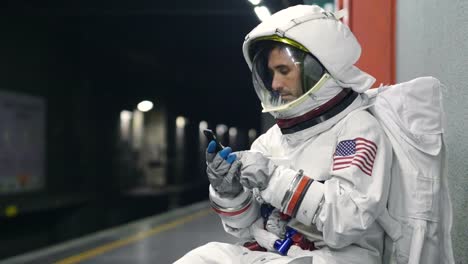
[54,208,212,264]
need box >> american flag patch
[333,137,377,176]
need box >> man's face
[267,47,303,102]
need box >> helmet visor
[251,43,327,112]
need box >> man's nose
[271,75,283,91]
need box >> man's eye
[279,67,290,75]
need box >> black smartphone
[203,129,224,152]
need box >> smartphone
[203,129,224,152]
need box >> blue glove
[206,141,243,197]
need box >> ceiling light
[137,100,153,112]
[176,116,187,128]
[229,127,238,137]
[248,129,257,139]
[120,110,132,122]
[216,124,228,135]
[254,6,271,22]
[199,120,208,131]
[248,0,262,5]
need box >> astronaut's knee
[287,256,314,264]
[198,241,228,251]
[190,241,241,256]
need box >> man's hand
[238,151,277,191]
[206,141,243,197]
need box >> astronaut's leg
[174,242,312,264]
[174,242,243,264]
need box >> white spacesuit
[175,5,392,264]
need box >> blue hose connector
[274,228,297,255]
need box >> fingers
[207,140,217,153]
[218,147,232,159]
[206,143,232,164]
[226,153,237,164]
[205,141,217,162]
[225,160,242,183]
[210,147,232,169]
[207,168,222,186]
[206,145,243,190]
[239,175,254,189]
[239,172,268,190]
[238,151,264,168]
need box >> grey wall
[396,0,468,263]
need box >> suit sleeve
[208,132,273,239]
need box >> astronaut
[175,5,392,264]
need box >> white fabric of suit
[175,93,393,264]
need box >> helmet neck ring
[277,89,358,134]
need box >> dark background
[0,0,307,259]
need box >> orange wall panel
[336,0,395,86]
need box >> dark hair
[250,40,304,63]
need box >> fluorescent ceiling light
[248,129,257,139]
[248,0,261,5]
[120,110,132,122]
[137,100,153,112]
[199,120,208,131]
[176,116,187,128]
[229,127,238,137]
[216,124,228,135]
[254,6,271,22]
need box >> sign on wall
[0,91,45,194]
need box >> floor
[1,201,238,264]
